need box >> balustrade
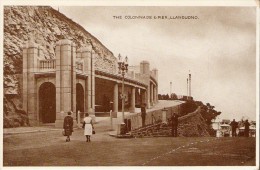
[39,59,55,71]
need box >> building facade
[22,39,158,127]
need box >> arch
[39,82,56,123]
[76,83,84,115]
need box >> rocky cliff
[4,6,116,127]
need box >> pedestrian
[230,119,238,137]
[244,120,250,137]
[141,103,146,127]
[82,113,94,142]
[171,112,179,137]
[155,116,162,123]
[63,111,74,142]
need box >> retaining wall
[130,107,210,137]
[126,105,180,130]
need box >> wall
[126,105,180,130]
[130,107,210,137]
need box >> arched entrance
[76,83,84,116]
[39,82,56,123]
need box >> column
[145,89,150,109]
[26,41,38,125]
[22,43,28,114]
[153,84,156,104]
[130,87,135,113]
[55,40,61,122]
[72,43,77,117]
[79,44,92,114]
[150,83,154,106]
[91,50,96,111]
[113,82,118,113]
[156,86,158,103]
[87,49,96,123]
[55,39,76,127]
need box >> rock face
[131,108,210,137]
[3,6,116,127]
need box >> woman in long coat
[82,113,94,142]
[63,111,74,142]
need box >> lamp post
[117,54,128,123]
[170,81,172,98]
[189,70,191,98]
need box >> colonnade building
[22,39,158,127]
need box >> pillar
[140,61,150,74]
[140,61,150,109]
[150,83,154,106]
[144,89,149,109]
[155,85,158,103]
[130,87,135,113]
[91,50,96,111]
[55,39,77,127]
[23,41,39,125]
[22,43,28,115]
[79,43,92,114]
[72,43,77,118]
[113,82,118,113]
[152,68,158,81]
[153,84,156,104]
[156,86,158,103]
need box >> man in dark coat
[230,119,238,137]
[171,112,179,137]
[141,103,146,127]
[244,120,250,137]
[63,111,74,142]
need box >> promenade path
[3,100,184,135]
[3,100,256,166]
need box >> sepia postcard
[1,0,259,169]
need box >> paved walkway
[3,100,184,135]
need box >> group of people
[141,103,179,137]
[63,111,94,142]
[230,119,251,137]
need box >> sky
[55,6,257,121]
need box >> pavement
[3,100,257,166]
[3,100,184,135]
